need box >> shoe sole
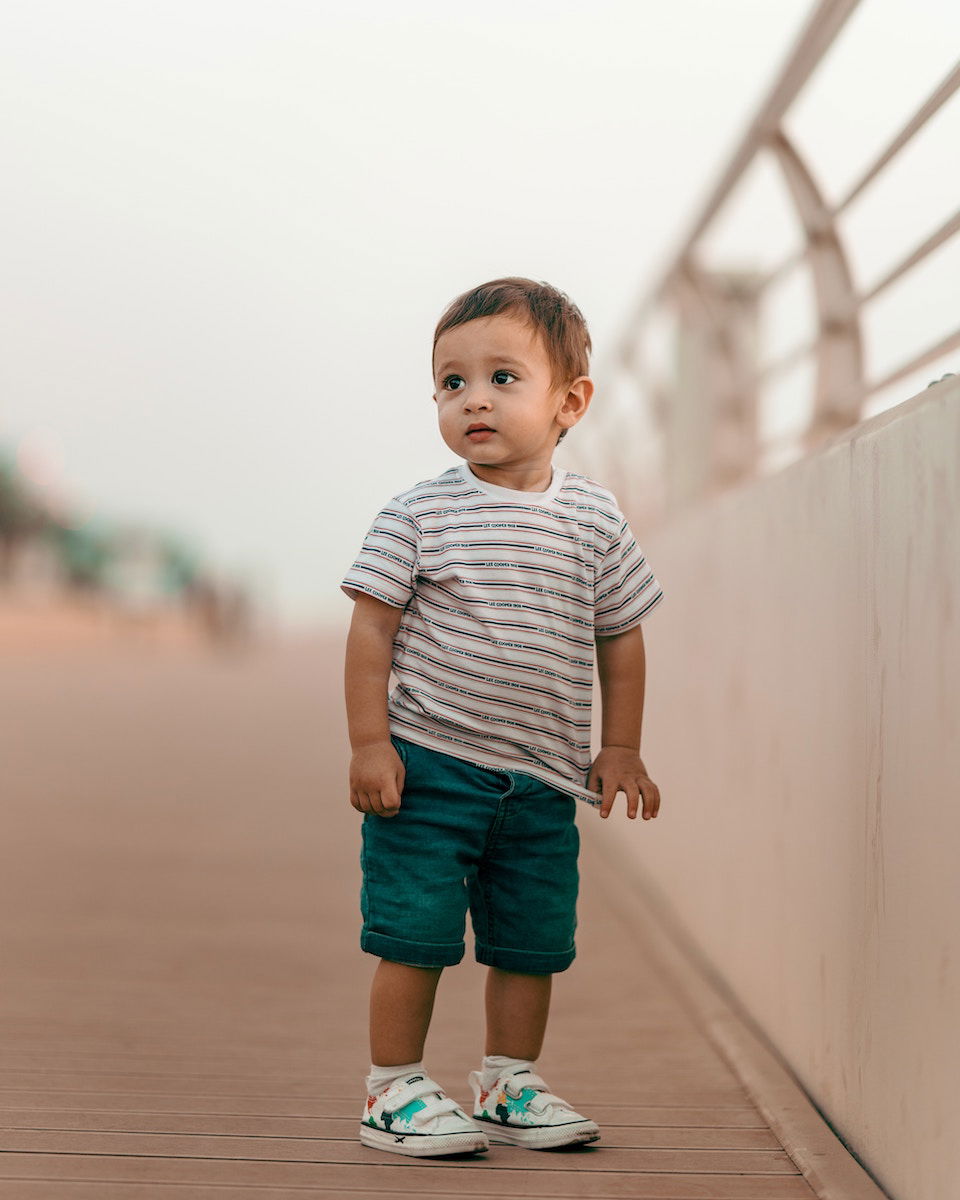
[477,1118,601,1149]
[359,1124,489,1157]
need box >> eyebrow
[434,356,528,377]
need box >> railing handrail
[594,0,960,523]
[633,0,862,323]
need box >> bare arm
[344,592,405,817]
[587,623,661,821]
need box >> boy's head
[432,278,592,441]
[431,278,594,482]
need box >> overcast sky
[2,0,957,629]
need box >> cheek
[436,405,459,439]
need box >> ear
[556,376,594,432]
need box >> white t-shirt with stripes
[341,463,664,807]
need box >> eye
[441,374,464,391]
[492,370,517,385]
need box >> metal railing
[569,0,960,525]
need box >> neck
[466,462,554,492]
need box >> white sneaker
[468,1064,600,1149]
[360,1071,489,1157]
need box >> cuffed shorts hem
[361,928,465,969]
[475,940,576,975]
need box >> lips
[466,424,495,434]
[466,425,496,442]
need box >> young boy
[341,277,664,1158]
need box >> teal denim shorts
[360,736,580,974]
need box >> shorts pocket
[389,735,409,768]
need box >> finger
[384,764,405,814]
[379,782,402,817]
[600,779,618,819]
[648,784,661,819]
[595,774,607,817]
[355,790,375,814]
[625,781,640,820]
[637,781,657,819]
[586,763,600,794]
[374,788,403,818]
[350,789,364,813]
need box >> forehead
[434,313,548,373]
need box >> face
[432,313,592,487]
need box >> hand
[350,741,405,818]
[587,745,660,820]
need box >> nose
[462,385,493,413]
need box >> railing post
[768,131,864,444]
[663,266,762,509]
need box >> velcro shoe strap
[526,1090,574,1115]
[384,1077,458,1117]
[503,1071,550,1095]
[503,1073,577,1117]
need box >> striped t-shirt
[341,463,663,807]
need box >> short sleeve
[341,499,420,608]
[594,516,664,635]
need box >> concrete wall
[589,377,960,1200]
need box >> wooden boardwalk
[0,635,825,1198]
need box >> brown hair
[432,276,592,397]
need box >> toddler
[341,276,664,1157]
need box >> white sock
[365,1060,425,1096]
[479,1054,535,1091]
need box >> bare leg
[484,966,553,1059]
[369,959,443,1066]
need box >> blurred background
[2,0,955,645]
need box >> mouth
[466,424,496,442]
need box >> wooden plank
[0,1092,767,1128]
[0,1187,616,1200]
[0,1189,812,1200]
[0,1154,820,1197]
[0,1069,747,1100]
[0,1110,781,1148]
[0,1131,802,1175]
